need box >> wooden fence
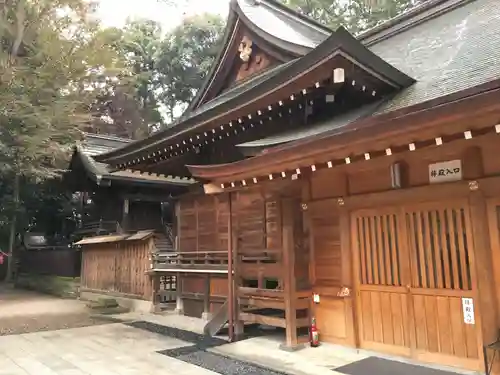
[18,247,81,277]
[80,236,154,300]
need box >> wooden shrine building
[95,0,500,373]
[66,132,194,237]
[65,132,194,301]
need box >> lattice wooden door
[404,201,480,370]
[352,207,412,356]
[352,200,481,370]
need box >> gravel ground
[0,312,115,336]
[127,320,228,348]
[176,350,288,375]
[131,320,289,375]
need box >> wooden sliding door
[353,207,412,356]
[352,199,481,370]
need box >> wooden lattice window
[406,207,471,291]
[355,213,403,287]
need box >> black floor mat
[335,357,461,375]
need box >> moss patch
[15,273,80,299]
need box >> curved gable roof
[186,0,332,113]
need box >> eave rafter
[198,126,499,194]
[113,67,403,171]
[96,26,414,171]
[186,82,500,192]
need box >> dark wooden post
[281,198,298,350]
[202,273,212,320]
[175,272,184,314]
[121,198,130,232]
[150,275,161,313]
[227,192,234,341]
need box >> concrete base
[80,290,151,313]
[201,312,213,321]
[150,304,162,313]
[278,343,306,352]
[174,308,184,315]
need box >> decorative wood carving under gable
[218,35,278,91]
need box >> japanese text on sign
[429,160,462,183]
[462,297,475,325]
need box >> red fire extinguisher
[310,316,320,347]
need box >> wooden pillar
[121,198,130,232]
[150,275,161,313]
[227,192,234,341]
[339,206,357,347]
[281,198,299,350]
[232,195,244,341]
[175,272,184,314]
[469,190,498,363]
[202,274,212,320]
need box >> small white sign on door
[429,160,462,184]
[462,297,475,325]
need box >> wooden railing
[163,223,175,248]
[152,251,229,272]
[74,220,122,237]
[150,250,281,274]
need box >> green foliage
[86,20,163,138]
[280,0,422,34]
[0,0,121,178]
[156,13,225,123]
[0,0,122,267]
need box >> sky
[96,0,231,30]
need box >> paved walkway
[0,295,477,375]
[0,287,87,319]
[0,323,218,375]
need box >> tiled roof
[80,133,132,156]
[236,0,330,49]
[241,0,500,146]
[370,0,500,113]
[75,133,195,186]
[238,102,383,148]
[95,0,500,165]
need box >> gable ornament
[238,36,253,63]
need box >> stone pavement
[0,323,219,375]
[0,287,88,319]
[107,312,473,375]
[0,300,477,375]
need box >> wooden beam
[239,312,286,328]
[238,287,284,299]
[241,297,285,310]
[240,263,283,279]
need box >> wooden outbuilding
[94,0,500,372]
[65,132,194,303]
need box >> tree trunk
[5,174,20,282]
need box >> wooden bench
[484,331,500,375]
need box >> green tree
[0,0,121,280]
[85,21,163,138]
[281,0,423,34]
[156,13,225,123]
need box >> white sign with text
[462,297,475,325]
[429,160,462,183]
